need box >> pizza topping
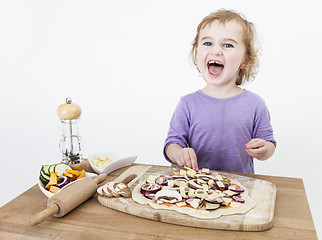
[174,178,188,187]
[228,185,245,193]
[205,202,221,210]
[139,168,246,210]
[195,174,217,182]
[144,193,156,199]
[195,189,208,199]
[188,179,204,189]
[141,183,162,195]
[147,175,157,183]
[232,196,245,203]
[186,198,203,209]
[224,190,240,197]
[155,176,169,186]
[155,189,182,203]
[204,197,223,205]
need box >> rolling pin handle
[95,173,107,184]
[29,204,59,226]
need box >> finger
[245,139,263,149]
[246,148,265,158]
[188,149,199,171]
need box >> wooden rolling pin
[30,173,107,226]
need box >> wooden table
[0,164,317,240]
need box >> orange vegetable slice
[48,172,58,186]
[49,185,60,194]
[65,168,81,176]
[76,170,85,180]
[63,172,77,180]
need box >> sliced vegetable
[155,176,168,186]
[63,172,77,180]
[76,169,85,180]
[144,193,156,199]
[205,202,220,210]
[232,196,245,203]
[154,189,182,203]
[140,183,161,195]
[195,189,208,199]
[41,165,51,176]
[55,176,71,188]
[229,185,245,193]
[204,197,224,205]
[185,197,203,209]
[65,168,82,177]
[48,172,58,185]
[188,179,203,189]
[174,178,188,187]
[40,170,50,182]
[54,163,72,177]
[49,185,60,194]
[49,164,57,174]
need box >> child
[163,9,276,174]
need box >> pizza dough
[132,172,256,219]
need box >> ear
[240,57,248,69]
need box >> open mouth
[208,60,224,76]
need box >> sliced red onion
[155,176,168,186]
[174,179,188,187]
[55,176,70,188]
[210,183,219,190]
[185,197,203,208]
[140,183,161,195]
[232,196,245,203]
[229,186,245,193]
[204,197,223,204]
[205,202,220,210]
[144,193,155,199]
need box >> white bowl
[38,172,97,198]
[88,152,138,175]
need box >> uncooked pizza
[132,167,256,219]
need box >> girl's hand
[245,138,275,160]
[166,144,199,171]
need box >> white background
[1,0,321,237]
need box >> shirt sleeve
[163,98,190,163]
[253,103,277,147]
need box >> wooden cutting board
[98,165,277,231]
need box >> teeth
[208,60,223,65]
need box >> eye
[203,42,213,47]
[223,43,233,48]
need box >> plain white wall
[1,0,321,237]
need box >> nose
[211,45,223,56]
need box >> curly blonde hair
[191,9,259,85]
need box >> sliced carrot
[49,185,60,194]
[65,168,81,176]
[63,172,77,180]
[76,170,85,180]
[48,172,57,186]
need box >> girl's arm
[245,138,275,160]
[166,143,199,171]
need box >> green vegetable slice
[54,163,72,176]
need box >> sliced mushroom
[188,179,203,189]
[154,189,182,203]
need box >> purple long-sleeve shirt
[164,90,276,174]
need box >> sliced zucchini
[40,170,50,182]
[54,163,72,176]
[41,164,51,176]
[49,164,57,174]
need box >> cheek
[196,50,206,69]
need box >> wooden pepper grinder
[57,98,85,170]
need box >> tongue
[209,65,224,75]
